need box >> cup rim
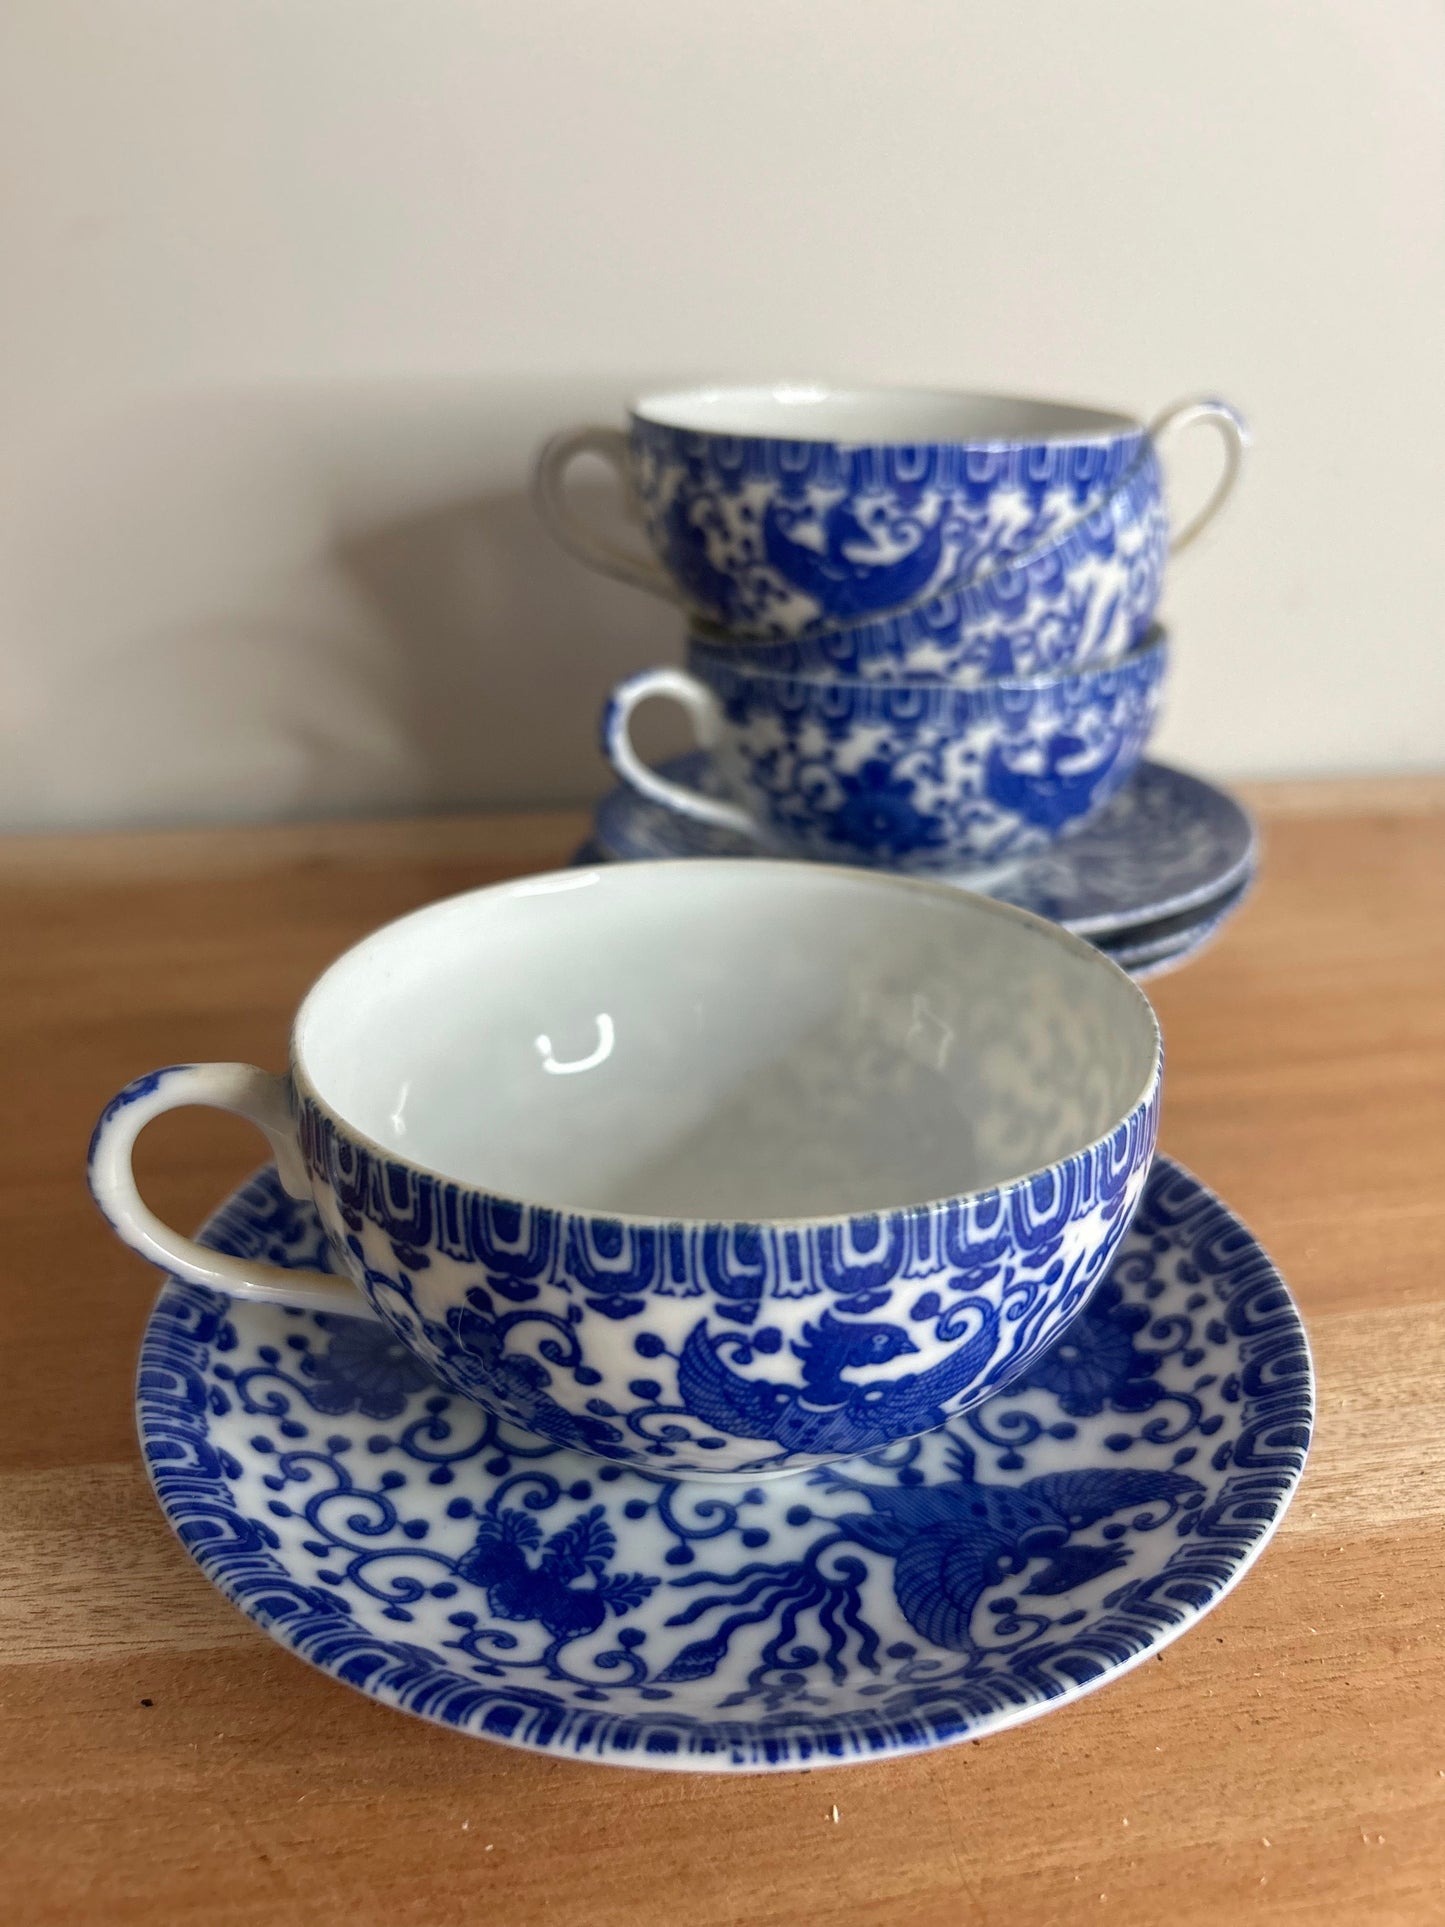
[289,860,1163,1233]
[629,382,1141,447]
[688,621,1169,698]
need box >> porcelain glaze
[588,756,1257,939]
[692,441,1167,682]
[91,863,1161,1478]
[605,631,1167,873]
[535,385,1246,644]
[134,1155,1313,1769]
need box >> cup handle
[601,667,767,840]
[533,425,683,602]
[87,1063,374,1317]
[1149,397,1250,554]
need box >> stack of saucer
[537,383,1257,976]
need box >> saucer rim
[134,1156,1313,1774]
[1098,874,1254,968]
[1112,908,1244,981]
[1006,764,1258,936]
[592,758,1259,939]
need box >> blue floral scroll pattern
[289,1077,1159,1474]
[696,445,1168,683]
[629,418,1155,641]
[591,758,1258,941]
[135,1155,1312,1771]
[685,632,1167,872]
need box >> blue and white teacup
[536,385,1245,645]
[604,628,1168,875]
[89,862,1161,1480]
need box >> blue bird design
[983,731,1124,830]
[813,1439,1203,1655]
[675,1307,1001,1459]
[761,497,946,618]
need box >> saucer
[1130,934,1223,982]
[137,1157,1311,1771]
[1096,873,1254,974]
[590,754,1257,938]
[1113,923,1230,982]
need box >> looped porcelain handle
[533,426,682,602]
[87,1063,372,1316]
[602,667,767,840]
[1148,397,1250,554]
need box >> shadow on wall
[335,477,693,821]
[6,374,692,831]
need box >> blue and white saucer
[589,755,1257,940]
[137,1157,1310,1772]
[1095,874,1255,980]
[1120,929,1230,983]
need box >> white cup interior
[295,863,1158,1222]
[635,384,1138,447]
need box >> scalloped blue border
[135,1157,1312,1772]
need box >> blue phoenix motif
[293,1079,1160,1475]
[139,1157,1313,1767]
[659,1439,1203,1682]
[760,493,948,621]
[675,1307,1002,1459]
[811,1443,1200,1654]
[631,417,1159,645]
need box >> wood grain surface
[4,777,1444,1927]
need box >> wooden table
[4,778,1444,1926]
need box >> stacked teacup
[537,384,1245,879]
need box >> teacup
[536,384,1245,642]
[603,627,1167,874]
[90,862,1161,1480]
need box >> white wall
[3,0,1442,831]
